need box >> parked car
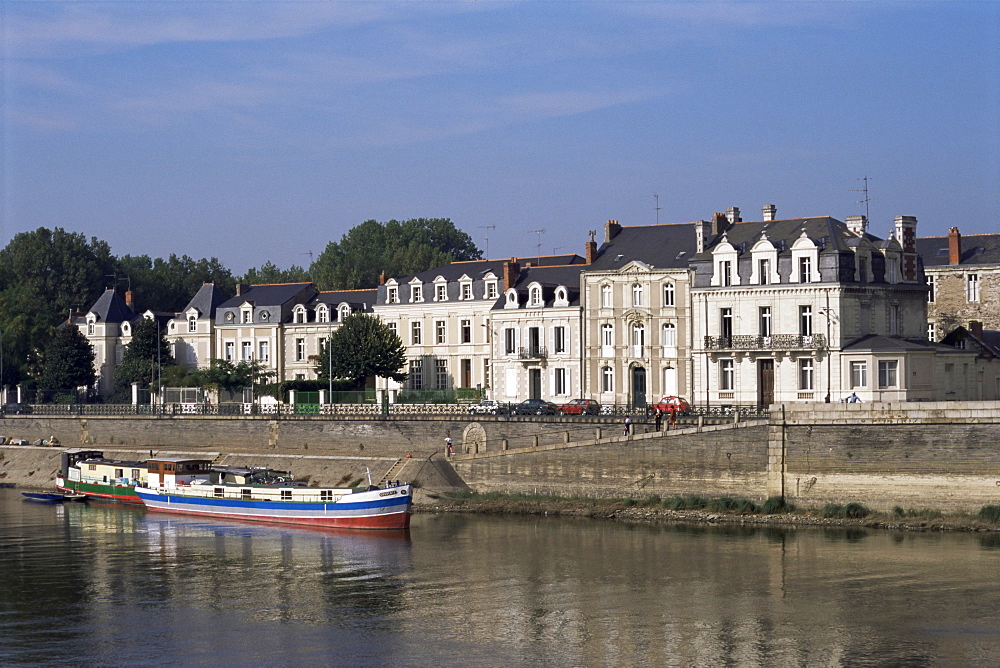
[2,403,32,415]
[468,399,506,416]
[651,396,691,414]
[511,399,557,416]
[555,399,601,416]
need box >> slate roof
[504,263,586,307]
[915,233,1000,267]
[181,283,229,318]
[691,216,879,260]
[840,334,969,355]
[87,288,136,323]
[392,254,585,284]
[314,288,378,311]
[587,222,698,271]
[217,283,316,309]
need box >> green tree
[38,325,97,401]
[116,253,235,313]
[311,218,481,289]
[0,227,117,385]
[196,359,275,399]
[237,261,310,286]
[316,313,407,389]
[112,317,175,394]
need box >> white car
[468,400,505,416]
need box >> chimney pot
[762,204,777,221]
[845,215,868,237]
[725,207,741,224]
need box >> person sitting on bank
[846,392,863,403]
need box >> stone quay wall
[3,403,1000,513]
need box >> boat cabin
[214,465,302,486]
[146,458,214,489]
[61,449,146,486]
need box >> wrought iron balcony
[703,334,826,351]
[517,346,547,360]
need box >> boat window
[281,490,292,500]
[214,487,224,498]
[241,489,252,499]
[320,490,333,501]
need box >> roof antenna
[301,251,314,264]
[527,229,546,264]
[852,176,872,221]
[645,193,661,223]
[478,225,496,259]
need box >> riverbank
[418,493,1000,533]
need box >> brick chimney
[893,215,918,281]
[585,231,597,264]
[948,227,961,265]
[604,219,621,243]
[125,290,134,311]
[378,270,386,285]
[711,212,728,236]
[762,204,777,221]
[970,320,984,339]
[502,258,520,291]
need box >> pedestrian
[668,406,677,429]
[654,408,663,431]
[445,436,454,455]
[846,392,863,404]
[623,416,632,437]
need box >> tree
[38,325,96,401]
[316,313,407,389]
[116,253,235,313]
[311,218,481,289]
[237,261,310,286]
[112,317,175,394]
[196,359,275,399]
[0,227,117,385]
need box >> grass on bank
[444,492,1000,527]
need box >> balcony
[703,334,826,351]
[517,346,547,360]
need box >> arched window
[632,283,643,307]
[529,285,542,307]
[661,323,676,351]
[339,305,351,321]
[601,284,612,308]
[631,323,645,357]
[663,282,675,307]
[601,366,614,393]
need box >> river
[1,489,998,666]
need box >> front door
[529,368,542,400]
[758,359,774,407]
[632,366,647,408]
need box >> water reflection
[2,491,999,666]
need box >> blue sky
[2,1,997,274]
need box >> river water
[1,489,998,667]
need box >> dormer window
[293,307,307,324]
[188,317,197,333]
[505,289,519,308]
[554,286,568,307]
[790,233,821,284]
[749,235,780,286]
[317,306,329,323]
[241,309,252,324]
[434,278,448,302]
[711,236,740,287]
[87,319,96,335]
[485,281,498,300]
[529,285,542,307]
[798,257,812,283]
[460,280,473,300]
[387,286,398,304]
[411,284,423,303]
[339,305,351,321]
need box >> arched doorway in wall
[631,366,647,408]
[463,423,487,454]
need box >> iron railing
[703,334,826,351]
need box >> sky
[1,1,997,275]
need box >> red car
[556,399,601,416]
[651,396,691,414]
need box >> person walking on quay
[654,408,663,432]
[445,436,455,456]
[623,416,632,437]
[668,406,677,430]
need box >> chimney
[585,231,597,264]
[695,220,712,254]
[236,283,248,296]
[604,219,621,243]
[125,290,134,311]
[502,258,520,291]
[762,204,777,221]
[712,212,728,236]
[378,270,386,285]
[845,215,867,237]
[948,227,961,265]
[725,207,741,224]
[893,215,918,281]
[970,320,984,339]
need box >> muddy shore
[417,496,1000,533]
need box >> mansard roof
[314,288,378,312]
[694,216,875,259]
[396,254,585,285]
[502,264,584,308]
[587,222,698,271]
[916,233,1000,267]
[217,283,317,309]
[841,334,968,355]
[87,288,136,323]
[181,283,229,318]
